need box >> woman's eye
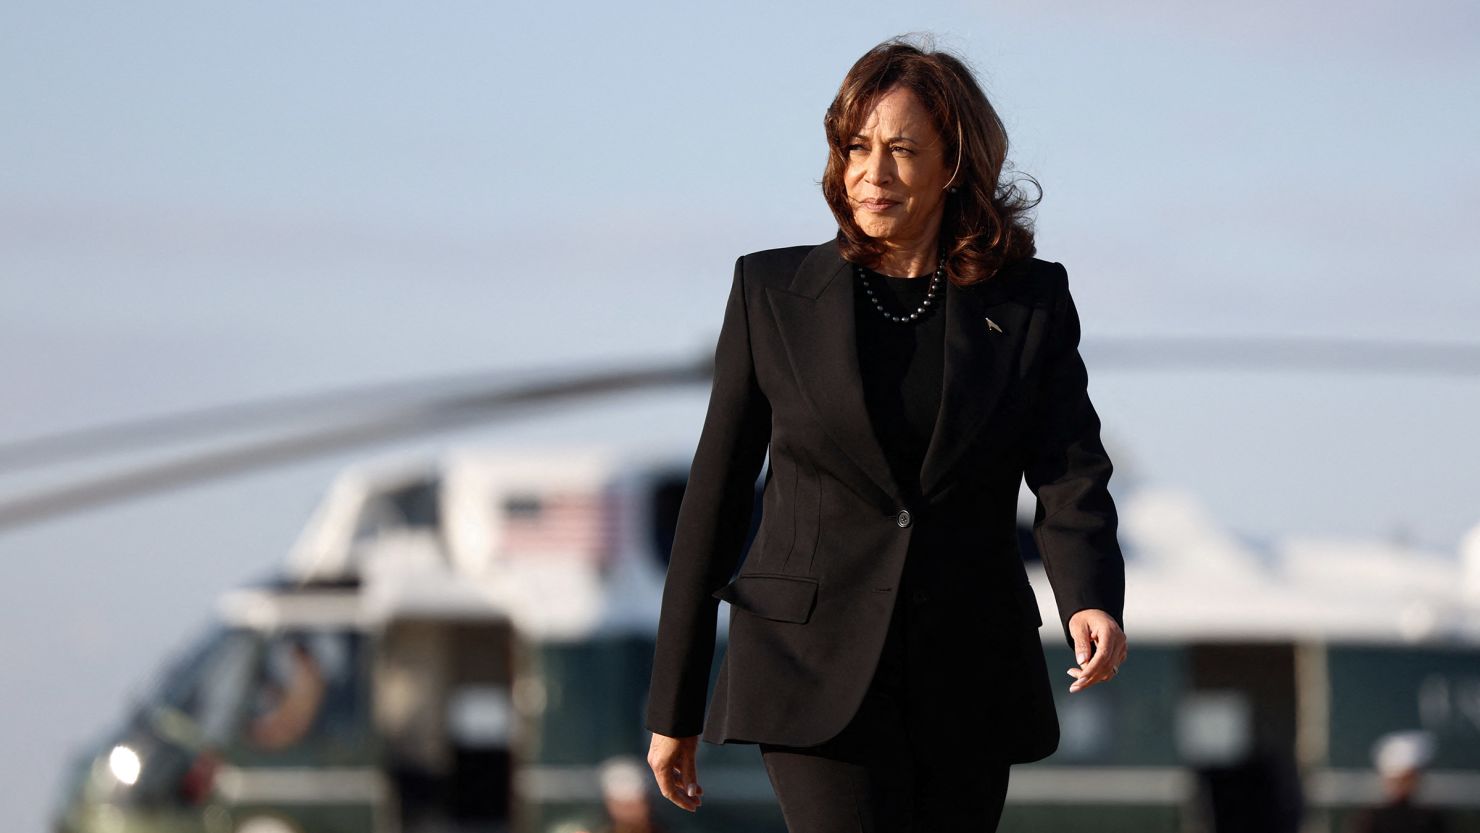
[890,145,912,155]
[845,144,865,153]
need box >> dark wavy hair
[821,35,1041,286]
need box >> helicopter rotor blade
[0,357,713,474]
[0,366,527,473]
[0,355,712,532]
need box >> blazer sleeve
[644,256,772,738]
[1022,262,1127,651]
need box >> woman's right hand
[647,732,703,812]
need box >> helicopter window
[144,625,257,742]
[648,468,766,570]
[504,494,541,519]
[352,478,441,542]
[139,625,223,709]
[387,479,440,527]
[242,629,364,752]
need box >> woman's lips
[858,199,899,212]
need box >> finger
[1070,655,1114,690]
[1085,623,1124,669]
[1100,639,1128,681]
[1071,672,1111,691]
[656,757,698,811]
[1072,625,1094,669]
[1068,663,1095,690]
[1092,642,1128,685]
[1077,641,1114,681]
[662,767,700,811]
[679,754,704,804]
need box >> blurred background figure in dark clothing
[1346,730,1448,833]
[1196,744,1305,833]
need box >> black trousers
[758,552,1012,833]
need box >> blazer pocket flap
[712,574,819,623]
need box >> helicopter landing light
[107,744,141,786]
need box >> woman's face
[843,85,953,248]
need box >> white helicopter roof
[1109,487,1480,645]
[280,442,1480,646]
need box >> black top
[852,264,946,504]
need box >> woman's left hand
[1065,609,1126,693]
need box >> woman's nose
[864,146,892,185]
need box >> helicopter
[9,334,1478,833]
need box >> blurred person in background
[1346,730,1449,833]
[1195,743,1304,833]
[248,636,327,750]
[589,756,672,833]
[645,33,1128,832]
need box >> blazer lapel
[917,266,1029,500]
[766,241,903,506]
[766,238,1029,507]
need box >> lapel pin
[984,316,1004,334]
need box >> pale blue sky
[2,2,1478,830]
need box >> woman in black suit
[645,35,1128,831]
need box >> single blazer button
[896,508,912,528]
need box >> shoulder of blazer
[736,243,821,288]
[964,254,1064,311]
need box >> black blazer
[644,237,1126,763]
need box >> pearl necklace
[855,258,945,324]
